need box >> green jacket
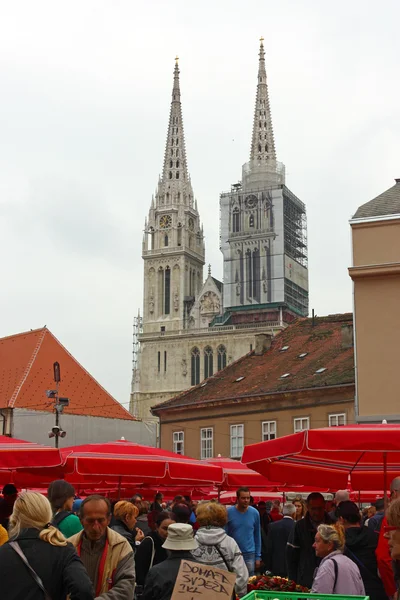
[58,513,83,538]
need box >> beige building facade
[349,178,400,421]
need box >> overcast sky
[1,0,399,410]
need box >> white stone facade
[131,43,308,422]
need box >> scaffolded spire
[250,37,276,165]
[161,56,190,187]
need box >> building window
[204,346,213,379]
[262,421,276,441]
[233,208,240,233]
[217,345,227,371]
[164,267,170,314]
[164,350,167,372]
[200,428,213,459]
[329,413,346,427]
[230,424,244,458]
[249,214,254,228]
[294,417,310,433]
[191,347,200,386]
[253,249,260,301]
[246,249,252,299]
[173,431,184,455]
[157,351,160,373]
[164,234,169,247]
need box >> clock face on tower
[159,214,172,229]
[245,195,258,209]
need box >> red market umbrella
[61,440,224,487]
[0,435,62,470]
[206,456,301,491]
[242,424,400,492]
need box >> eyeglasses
[383,525,400,533]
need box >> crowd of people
[1,479,400,599]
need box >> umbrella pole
[384,452,388,509]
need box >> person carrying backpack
[47,480,83,538]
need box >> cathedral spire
[160,56,190,189]
[249,37,276,164]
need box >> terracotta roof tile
[152,313,354,413]
[0,328,135,421]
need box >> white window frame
[294,417,310,433]
[200,427,213,459]
[173,431,184,455]
[262,420,277,441]
[329,413,346,427]
[230,424,244,458]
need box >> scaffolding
[283,186,308,268]
[129,311,143,417]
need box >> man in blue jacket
[226,486,261,576]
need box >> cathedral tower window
[164,234,169,247]
[217,345,227,371]
[177,223,182,246]
[253,249,260,301]
[176,172,179,179]
[170,160,173,168]
[157,351,160,373]
[164,350,167,372]
[246,249,252,300]
[169,171,172,179]
[204,346,213,379]
[249,214,254,228]
[164,267,171,314]
[191,347,200,386]
[176,160,179,168]
[232,208,240,233]
[149,227,154,250]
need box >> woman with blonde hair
[191,501,248,598]
[292,496,307,521]
[111,500,144,550]
[311,523,365,595]
[0,491,93,600]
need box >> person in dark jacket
[287,492,333,588]
[0,483,18,528]
[150,493,163,513]
[0,491,93,600]
[47,480,83,538]
[135,511,175,586]
[265,503,296,577]
[142,523,199,600]
[110,500,144,550]
[338,500,387,600]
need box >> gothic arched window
[164,234,169,247]
[169,171,172,179]
[176,160,179,168]
[249,214,254,228]
[191,347,200,386]
[258,144,261,152]
[217,345,227,371]
[204,346,213,379]
[164,267,171,314]
[233,208,240,233]
[170,160,173,168]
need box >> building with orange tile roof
[0,328,156,446]
[151,314,355,459]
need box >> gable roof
[353,179,400,219]
[152,313,354,413]
[0,328,135,420]
[211,277,223,292]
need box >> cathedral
[130,40,309,422]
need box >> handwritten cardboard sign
[171,559,236,600]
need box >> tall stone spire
[155,57,194,207]
[243,37,284,190]
[249,37,276,164]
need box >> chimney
[341,323,354,348]
[255,333,272,355]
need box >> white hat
[162,523,198,551]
